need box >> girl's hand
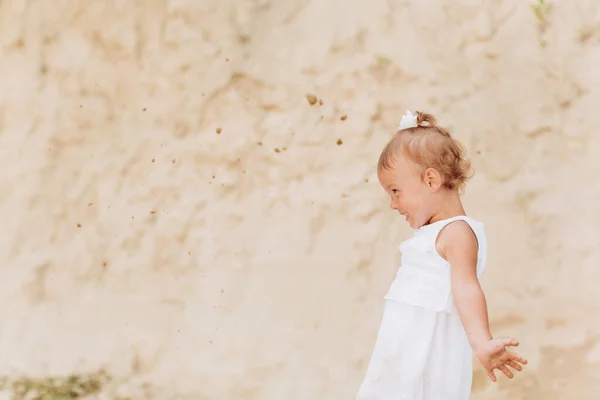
[475,337,528,382]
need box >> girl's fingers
[488,369,497,382]
[499,365,514,379]
[507,360,523,371]
[507,352,528,365]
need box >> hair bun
[416,111,437,127]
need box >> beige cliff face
[0,0,599,398]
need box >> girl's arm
[437,221,528,382]
[437,221,492,349]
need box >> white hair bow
[398,110,418,130]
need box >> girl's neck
[427,192,466,224]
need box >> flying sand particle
[305,94,318,105]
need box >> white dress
[356,216,487,400]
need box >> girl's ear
[424,168,442,191]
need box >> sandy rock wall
[1,0,600,398]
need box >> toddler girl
[355,111,527,400]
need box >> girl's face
[378,154,439,229]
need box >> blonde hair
[378,111,473,192]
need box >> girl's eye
[392,189,399,194]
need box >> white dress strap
[432,216,478,244]
[430,216,487,278]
